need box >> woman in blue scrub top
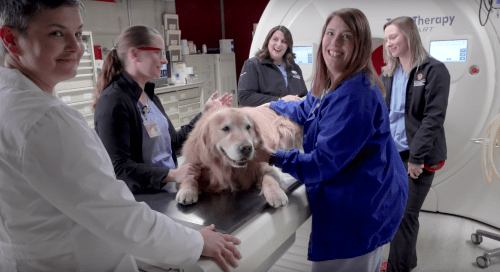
[93,25,231,194]
[254,8,408,272]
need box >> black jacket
[381,56,450,165]
[94,72,201,194]
[238,57,308,106]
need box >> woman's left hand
[203,92,233,113]
[408,162,424,179]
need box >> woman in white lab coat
[0,1,241,271]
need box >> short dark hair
[0,0,85,56]
[255,25,296,69]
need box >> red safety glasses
[137,47,165,58]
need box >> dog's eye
[246,125,251,130]
[221,126,230,132]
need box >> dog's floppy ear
[194,116,214,164]
[249,115,264,148]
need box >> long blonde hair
[311,8,384,98]
[382,16,429,77]
[92,25,160,110]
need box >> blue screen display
[160,64,168,78]
[293,46,313,65]
[430,40,467,63]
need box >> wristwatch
[269,150,276,166]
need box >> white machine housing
[251,0,500,228]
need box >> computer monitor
[293,45,314,65]
[429,39,468,63]
[160,64,168,78]
[160,50,172,79]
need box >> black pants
[387,151,435,272]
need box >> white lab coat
[0,67,204,272]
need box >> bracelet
[269,150,276,166]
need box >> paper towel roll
[186,67,194,74]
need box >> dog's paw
[175,188,199,205]
[264,188,288,208]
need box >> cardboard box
[166,30,181,46]
[219,39,234,53]
[188,40,195,54]
[167,45,182,62]
[163,14,179,30]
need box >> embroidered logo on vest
[414,73,425,86]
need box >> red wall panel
[175,0,222,51]
[176,0,269,81]
[224,0,269,81]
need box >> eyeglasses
[137,46,166,58]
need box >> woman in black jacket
[380,16,450,272]
[238,25,308,106]
[93,25,231,194]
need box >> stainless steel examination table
[133,173,311,271]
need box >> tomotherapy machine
[251,0,500,230]
[140,1,500,270]
[251,0,500,269]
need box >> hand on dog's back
[199,224,242,272]
[202,92,233,114]
[164,163,201,183]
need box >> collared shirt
[276,61,288,87]
[238,57,308,106]
[0,67,203,271]
[389,65,409,152]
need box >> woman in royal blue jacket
[255,8,408,272]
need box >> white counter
[136,184,311,271]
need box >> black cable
[479,0,499,26]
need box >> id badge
[144,121,162,138]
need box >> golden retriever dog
[176,106,302,207]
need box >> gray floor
[270,211,500,272]
[386,211,500,272]
[137,211,500,271]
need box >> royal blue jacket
[270,71,408,261]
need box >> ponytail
[92,25,160,111]
[92,48,123,111]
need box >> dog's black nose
[239,144,253,157]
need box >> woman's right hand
[199,224,242,272]
[164,163,201,183]
[279,95,301,102]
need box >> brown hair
[382,16,429,77]
[92,25,160,110]
[255,25,296,69]
[311,8,385,98]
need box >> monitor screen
[160,50,171,79]
[160,64,168,78]
[429,39,467,63]
[293,46,313,64]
